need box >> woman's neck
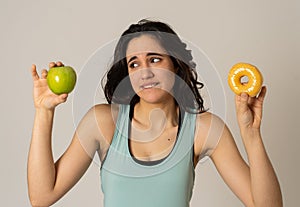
[133,99,179,129]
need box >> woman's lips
[140,82,159,89]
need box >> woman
[28,19,282,207]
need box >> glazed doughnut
[228,63,263,97]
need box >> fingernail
[241,93,248,98]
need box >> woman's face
[126,34,177,104]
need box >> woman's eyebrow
[127,52,164,64]
[146,52,164,57]
[127,56,137,64]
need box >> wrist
[240,126,261,137]
[240,128,263,148]
[32,107,55,139]
[35,107,55,118]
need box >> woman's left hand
[235,86,267,133]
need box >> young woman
[28,19,282,207]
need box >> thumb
[54,93,68,106]
[236,92,249,113]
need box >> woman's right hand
[31,61,68,110]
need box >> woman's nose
[140,68,154,80]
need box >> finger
[56,61,64,67]
[257,86,267,102]
[247,95,256,106]
[54,93,68,105]
[237,92,249,113]
[41,69,48,79]
[31,64,40,81]
[60,93,68,103]
[49,62,56,68]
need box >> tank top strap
[109,104,130,153]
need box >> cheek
[128,72,140,92]
[157,70,176,92]
[165,75,176,92]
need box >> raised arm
[209,86,283,207]
[27,62,100,206]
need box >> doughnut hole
[240,75,249,85]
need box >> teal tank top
[101,104,196,207]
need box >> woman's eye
[151,57,161,63]
[129,62,139,68]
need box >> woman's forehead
[126,35,168,57]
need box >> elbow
[30,198,55,207]
[254,201,283,207]
[275,196,284,207]
[252,197,283,207]
[29,198,51,207]
[29,199,48,207]
[30,200,47,207]
[248,191,283,207]
[28,192,56,207]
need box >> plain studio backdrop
[1,0,299,206]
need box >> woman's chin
[137,90,174,105]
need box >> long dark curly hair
[102,19,205,113]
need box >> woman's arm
[28,113,94,206]
[27,62,101,206]
[233,86,282,206]
[196,87,282,206]
[195,112,256,206]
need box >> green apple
[47,66,77,95]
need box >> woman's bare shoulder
[196,111,226,128]
[76,104,120,161]
[194,111,227,161]
[92,103,119,117]
[77,104,119,143]
[91,103,119,137]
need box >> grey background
[1,0,299,206]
